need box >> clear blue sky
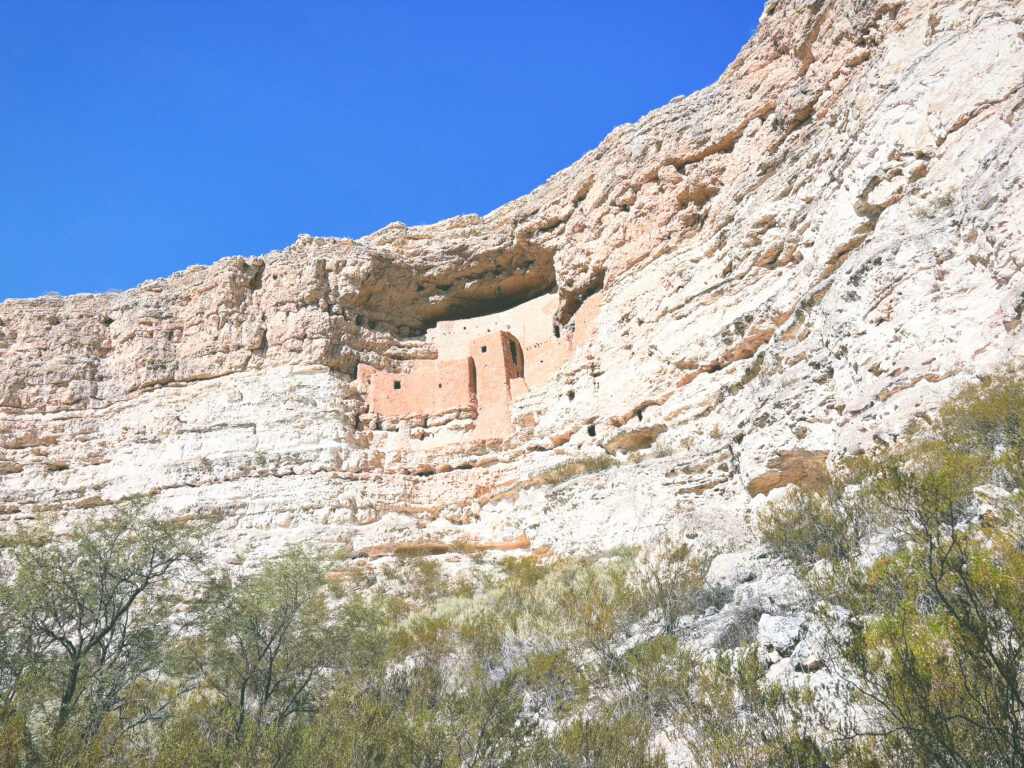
[0,1,765,301]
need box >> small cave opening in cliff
[587,424,597,437]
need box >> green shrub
[757,477,875,565]
[681,648,828,768]
[531,454,617,486]
[534,710,667,768]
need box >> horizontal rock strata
[2,0,1023,560]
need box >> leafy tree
[0,498,203,765]
[181,548,346,751]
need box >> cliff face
[2,0,1023,561]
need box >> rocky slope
[2,0,1023,563]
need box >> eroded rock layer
[2,0,1023,560]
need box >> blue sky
[0,1,765,301]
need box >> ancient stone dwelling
[356,291,601,440]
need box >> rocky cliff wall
[2,0,1023,563]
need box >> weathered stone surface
[2,0,1024,562]
[757,614,806,656]
[706,551,760,590]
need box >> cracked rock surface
[2,0,1023,562]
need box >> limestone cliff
[2,0,1023,562]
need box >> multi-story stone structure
[357,291,602,439]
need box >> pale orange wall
[363,290,603,432]
[367,358,475,418]
[468,330,521,439]
[356,363,376,390]
[429,293,560,359]
[509,378,529,400]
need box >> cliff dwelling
[357,291,602,440]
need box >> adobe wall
[361,289,604,440]
[366,357,475,418]
[428,293,561,360]
[469,330,522,439]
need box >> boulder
[757,614,806,656]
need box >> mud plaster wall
[428,293,561,359]
[363,290,603,434]
[469,330,522,439]
[367,358,475,418]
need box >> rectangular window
[481,345,487,353]
[510,342,517,364]
[393,380,401,390]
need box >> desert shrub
[795,374,1024,767]
[680,647,828,768]
[757,473,876,565]
[711,604,764,651]
[611,634,697,722]
[521,648,591,719]
[830,465,1024,767]
[633,543,728,629]
[532,454,617,486]
[522,556,645,667]
[533,709,667,768]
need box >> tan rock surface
[2,0,1023,561]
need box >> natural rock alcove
[357,290,603,440]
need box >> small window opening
[587,424,597,437]
[553,324,561,339]
[393,380,401,390]
[481,345,487,353]
[438,383,443,389]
